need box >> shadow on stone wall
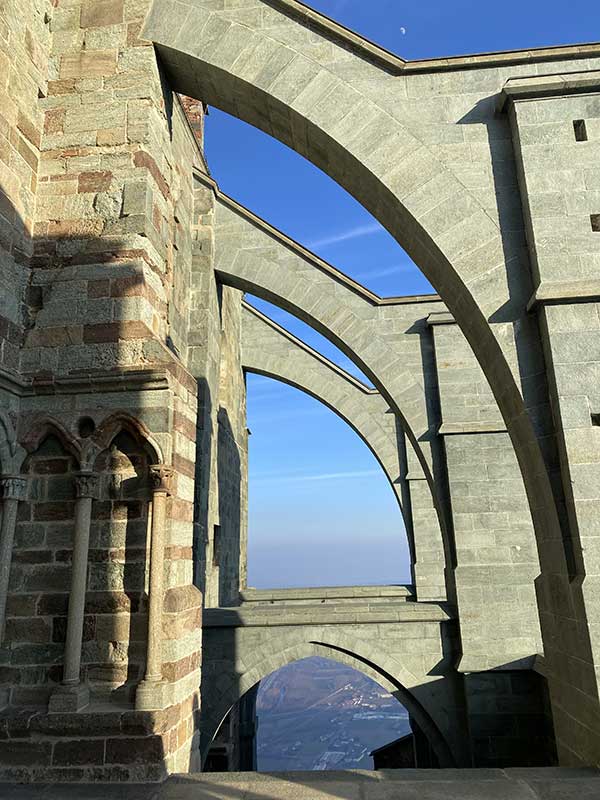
[0,185,202,781]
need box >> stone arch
[215,192,454,585]
[242,302,413,536]
[202,637,456,768]
[88,417,159,702]
[89,411,163,469]
[18,415,81,470]
[143,0,564,576]
[9,423,82,705]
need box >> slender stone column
[49,472,99,713]
[0,476,27,644]
[136,465,174,710]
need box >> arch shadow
[201,636,457,769]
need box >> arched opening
[146,2,566,587]
[246,374,411,589]
[90,425,157,704]
[206,656,439,772]
[246,296,375,386]
[204,108,431,300]
[6,429,80,707]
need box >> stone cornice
[203,600,454,628]
[527,281,600,311]
[0,366,171,397]
[427,312,456,327]
[264,2,600,75]
[438,422,507,435]
[499,70,600,110]
[240,585,415,603]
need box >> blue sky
[204,0,597,589]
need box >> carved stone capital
[74,472,100,500]
[0,476,27,501]
[149,465,174,495]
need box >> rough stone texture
[509,87,600,767]
[241,300,446,601]
[0,0,205,780]
[1,0,600,783]
[201,587,556,770]
[201,589,465,769]
[141,0,600,768]
[187,176,248,610]
[0,768,598,799]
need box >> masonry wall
[0,0,208,781]
[189,175,248,610]
[428,317,543,673]
[216,286,248,605]
[510,87,600,766]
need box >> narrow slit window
[573,119,588,142]
[591,214,600,232]
[213,525,221,566]
[592,413,600,427]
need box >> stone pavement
[1,769,600,799]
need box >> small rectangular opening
[573,119,588,142]
[213,525,221,566]
[591,214,600,232]
[591,413,600,427]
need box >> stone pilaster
[0,475,27,643]
[506,73,600,765]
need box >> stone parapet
[203,599,453,628]
[239,584,415,605]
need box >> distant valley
[256,657,411,771]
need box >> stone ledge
[427,312,456,326]
[239,584,415,603]
[499,70,600,110]
[438,422,508,435]
[203,600,454,628]
[527,280,600,310]
[0,365,171,397]
[4,767,589,798]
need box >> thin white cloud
[306,221,382,250]
[252,468,381,484]
[355,256,421,283]
[355,264,403,281]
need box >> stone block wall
[201,600,467,768]
[428,317,542,673]
[189,175,248,610]
[216,286,248,606]
[0,0,212,781]
[1,0,600,777]
[464,671,556,767]
[0,0,50,376]
[509,79,600,765]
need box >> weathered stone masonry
[1,0,600,783]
